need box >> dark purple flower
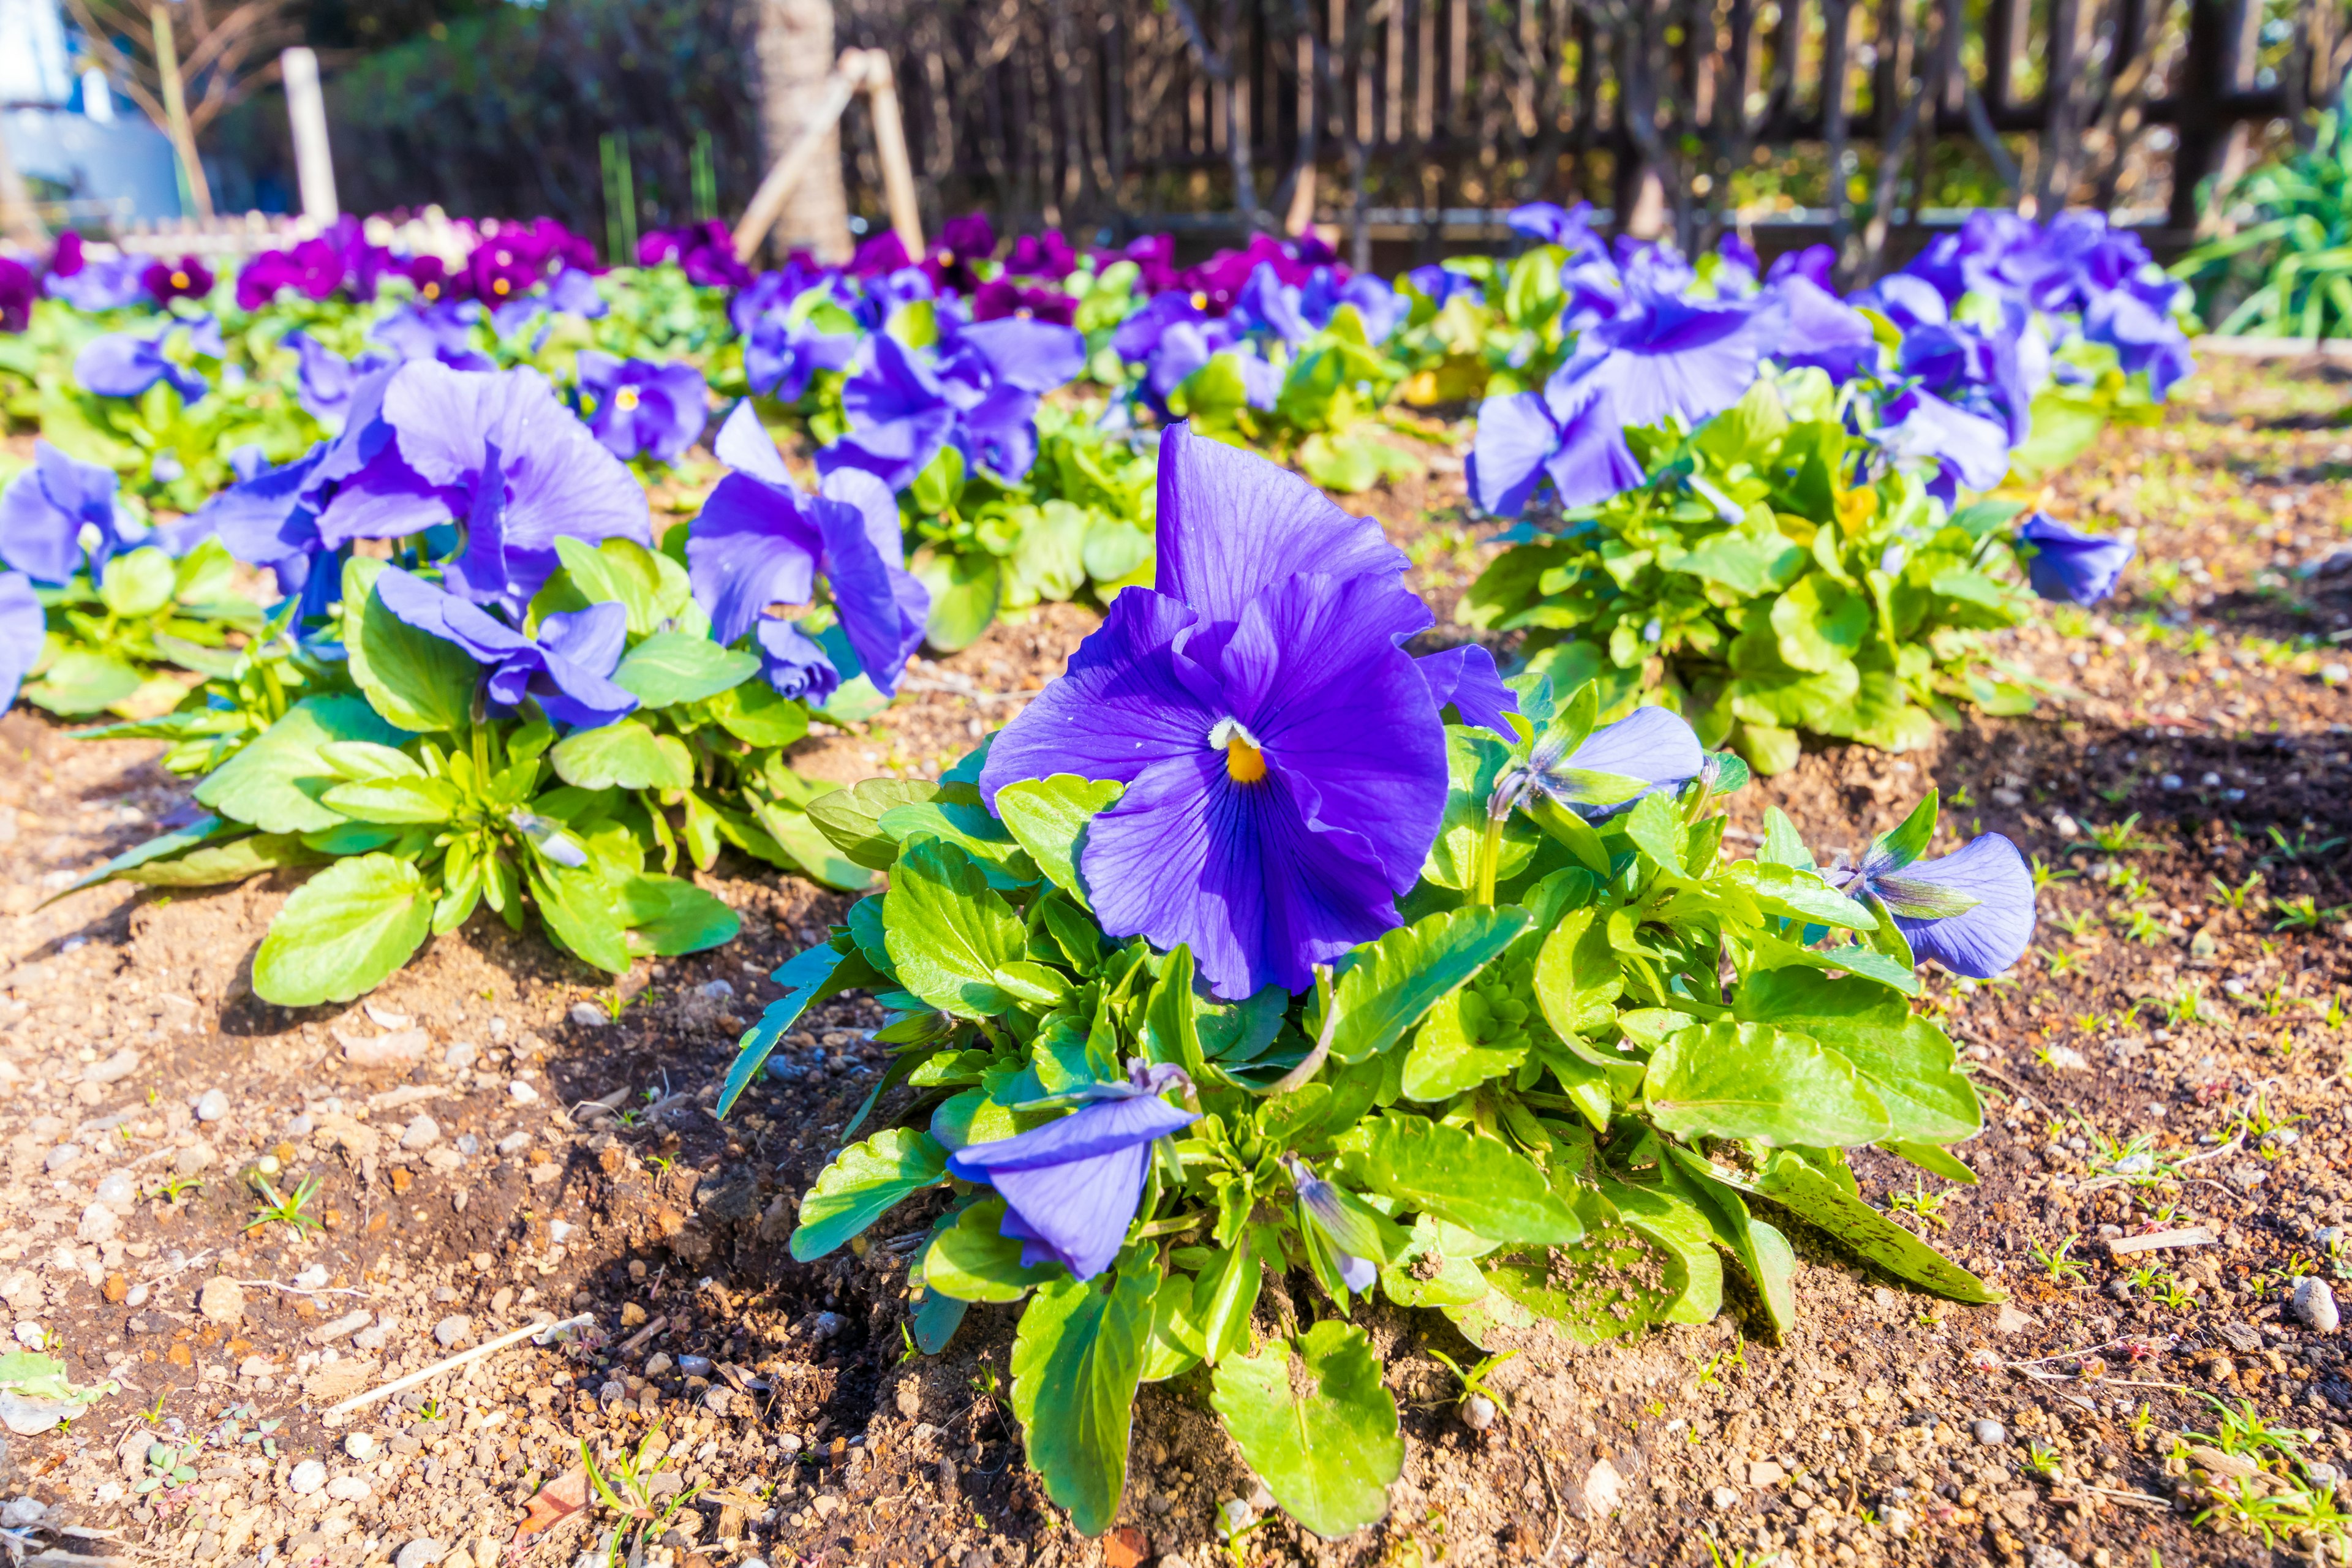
[74,320,214,403]
[922,214,997,293]
[690,403,928,697]
[1469,374,1646,516]
[48,252,148,312]
[467,233,545,305]
[1110,233,1180,295]
[753,619,841,705]
[0,441,131,585]
[235,241,339,311]
[374,564,638,730]
[1842,829,2035,979]
[979,424,1447,1000]
[0,258,34,333]
[2017,512,2133,605]
[1005,232,1078,280]
[819,317,1085,488]
[140,255,213,304]
[944,1061,1199,1281]
[399,254,469,304]
[847,231,913,279]
[315,361,652,611]
[971,279,1076,326]
[48,230,85,277]
[1415,644,1517,740]
[576,353,708,464]
[0,570,44,709]
[639,221,752,290]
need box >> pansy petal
[946,1093,1198,1175]
[712,401,797,489]
[987,1143,1153,1281]
[1466,390,1558,518]
[537,601,630,676]
[1883,833,2036,978]
[685,475,821,646]
[1416,644,1518,740]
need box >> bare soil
[0,358,2348,1568]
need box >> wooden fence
[834,0,2352,267]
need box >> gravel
[1973,1419,2007,1446]
[2294,1276,2341,1333]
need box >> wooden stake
[731,50,927,266]
[731,62,862,263]
[149,6,213,220]
[859,51,926,263]
[279,47,337,225]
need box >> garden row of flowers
[0,203,2182,1540]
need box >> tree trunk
[749,0,853,263]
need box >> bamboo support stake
[732,62,863,263]
[861,51,926,265]
[149,6,213,219]
[732,50,927,266]
[319,1314,595,1419]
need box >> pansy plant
[725,434,2026,1545]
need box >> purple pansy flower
[978,423,1450,1000]
[157,445,330,611]
[818,317,1086,488]
[1405,264,1486,310]
[0,258,34,333]
[315,361,652,611]
[1494,704,1705,821]
[638,221,752,290]
[1506,200,1604,254]
[399,254,469,304]
[140,255,213,304]
[2016,513,2133,605]
[752,620,841,706]
[1469,373,1646,516]
[0,570,44,709]
[1870,386,2013,499]
[0,441,134,585]
[848,231,913,279]
[1769,274,1879,383]
[944,1061,1199,1281]
[971,279,1077,325]
[732,270,859,402]
[74,317,220,402]
[371,301,494,371]
[2082,276,2193,401]
[283,330,385,426]
[1839,830,2035,979]
[373,564,638,730]
[688,403,928,698]
[1005,231,1078,280]
[1415,644,1518,740]
[923,213,997,295]
[575,353,709,464]
[47,251,148,312]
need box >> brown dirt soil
[1,358,2348,1568]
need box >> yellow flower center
[1190,291,1208,310]
[615,385,641,411]
[493,278,511,296]
[170,271,189,289]
[423,282,440,299]
[1208,717,1267,784]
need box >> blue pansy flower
[1834,824,2035,978]
[0,442,135,585]
[2017,512,2133,605]
[374,565,638,731]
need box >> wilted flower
[0,570,45,708]
[688,403,928,698]
[374,565,638,731]
[1836,828,2035,979]
[2016,513,2133,605]
[575,353,708,464]
[944,1061,1199,1281]
[1284,1155,1404,1297]
[979,423,1449,999]
[140,255,213,304]
[314,361,652,611]
[0,441,134,585]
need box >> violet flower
[818,317,1085,488]
[1506,200,1604,254]
[0,570,44,709]
[1768,274,1879,383]
[140,255,213,304]
[1415,644,1518,740]
[732,271,858,402]
[753,620,841,706]
[371,301,494,372]
[0,258,34,333]
[848,231,913,278]
[157,445,330,612]
[1005,231,1078,280]
[399,254,468,304]
[1839,829,2035,979]
[314,361,652,611]
[1870,386,2012,499]
[922,213,997,294]
[1285,1155,1395,1295]
[944,1061,1199,1281]
[972,279,1076,326]
[284,330,385,426]
[1469,373,1646,516]
[688,403,928,698]
[2017,513,2133,605]
[2082,276,2193,401]
[575,353,709,464]
[374,565,638,730]
[978,423,1450,1000]
[0,441,134,585]
[1405,265,1485,311]
[47,252,148,312]
[74,317,219,403]
[638,221,751,290]
[234,235,347,311]
[1494,704,1705,821]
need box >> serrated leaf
[883,839,1028,1020]
[790,1128,949,1262]
[1011,1255,1156,1536]
[251,854,432,1006]
[1643,1020,1893,1148]
[1317,906,1531,1063]
[993,775,1123,910]
[1210,1321,1400,1539]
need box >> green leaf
[718,942,857,1115]
[251,854,433,1007]
[704,680,809,747]
[1737,862,1875,929]
[526,858,632,974]
[548,720,693,791]
[1746,927,1921,996]
[911,548,1001,653]
[99,547,176,617]
[805,777,941,870]
[743,796,875,892]
[195,695,404,835]
[1011,1255,1158,1537]
[1482,1201,1683,1344]
[1883,1139,1979,1184]
[44,813,235,904]
[318,775,460,825]
[994,775,1123,910]
[23,650,143,717]
[1531,907,1624,1041]
[1622,791,1687,875]
[1210,1321,1401,1539]
[1661,1147,1795,1338]
[1317,907,1531,1063]
[924,1200,1063,1301]
[1733,968,1979,1142]
[883,839,1028,1020]
[119,833,327,888]
[1336,1114,1582,1245]
[1399,986,1529,1101]
[1591,1174,1725,1325]
[1752,1153,2002,1302]
[618,873,741,957]
[343,557,478,734]
[1643,1020,1893,1148]
[1871,791,1939,870]
[1423,729,1539,891]
[612,631,760,707]
[790,1129,949,1262]
[1770,575,1868,673]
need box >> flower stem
[1471,813,1504,907]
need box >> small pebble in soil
[193,1088,228,1122]
[345,1433,379,1460]
[288,1460,326,1496]
[1973,1419,2007,1446]
[700,979,735,1000]
[1461,1394,1496,1431]
[568,1003,607,1027]
[326,1476,371,1502]
[1711,1487,1738,1510]
[435,1316,473,1348]
[400,1115,442,1150]
[508,1080,540,1103]
[2294,1276,2340,1333]
[394,1542,447,1568]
